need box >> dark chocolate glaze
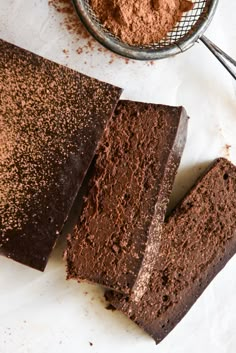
[66,101,188,296]
[106,158,236,343]
[0,39,122,270]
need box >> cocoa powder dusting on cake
[0,67,92,235]
[90,0,194,45]
[0,39,122,268]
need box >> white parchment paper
[0,1,236,352]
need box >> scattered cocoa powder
[224,144,231,159]
[48,0,152,65]
[62,48,69,58]
[49,0,91,40]
[76,47,83,55]
[49,0,105,57]
[90,0,194,45]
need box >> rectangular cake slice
[66,101,188,297]
[106,158,236,343]
[0,39,122,270]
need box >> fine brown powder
[90,0,194,45]
[0,38,121,270]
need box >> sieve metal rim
[71,0,219,60]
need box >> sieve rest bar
[201,35,236,80]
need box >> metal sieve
[72,0,235,79]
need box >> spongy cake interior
[106,158,236,343]
[66,101,187,294]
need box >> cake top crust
[0,39,121,270]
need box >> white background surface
[0,1,236,352]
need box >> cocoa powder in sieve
[90,0,194,45]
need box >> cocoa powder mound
[90,0,194,45]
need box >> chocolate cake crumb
[106,158,236,343]
[66,101,188,297]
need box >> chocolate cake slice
[106,158,236,343]
[66,101,188,297]
[0,39,121,270]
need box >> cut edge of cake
[130,106,188,302]
[105,157,236,343]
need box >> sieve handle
[201,36,236,80]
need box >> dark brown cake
[106,158,236,343]
[66,101,188,297]
[0,39,121,270]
